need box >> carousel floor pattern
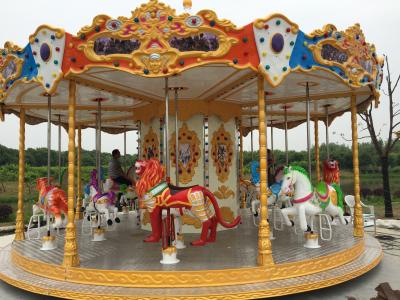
[12,210,359,270]
[0,210,383,299]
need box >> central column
[351,95,364,237]
[63,80,80,267]
[256,74,273,266]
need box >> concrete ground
[0,228,399,300]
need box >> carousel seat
[344,195,376,235]
[105,178,130,193]
[168,184,199,195]
[27,213,45,240]
[110,179,123,191]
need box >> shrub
[393,190,400,198]
[361,187,372,198]
[373,188,384,197]
[0,204,12,220]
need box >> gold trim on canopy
[75,0,238,77]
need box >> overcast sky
[0,0,399,155]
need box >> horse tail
[52,188,68,213]
[202,188,241,228]
[331,183,344,211]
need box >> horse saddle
[168,183,199,196]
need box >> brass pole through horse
[325,105,330,160]
[164,77,170,180]
[314,117,320,182]
[284,105,288,165]
[250,116,254,160]
[75,126,83,220]
[174,88,179,186]
[47,95,51,184]
[124,125,127,172]
[270,118,274,172]
[97,99,102,190]
[306,82,312,178]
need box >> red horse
[135,159,241,246]
[35,178,68,229]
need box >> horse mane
[36,177,51,191]
[284,165,310,180]
[90,169,99,191]
[136,159,165,198]
[323,160,340,184]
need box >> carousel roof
[0,0,383,133]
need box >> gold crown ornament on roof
[183,0,192,11]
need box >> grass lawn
[340,171,400,218]
[0,181,38,226]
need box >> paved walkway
[0,228,398,300]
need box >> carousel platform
[0,210,383,299]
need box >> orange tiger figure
[35,177,68,229]
[323,159,340,185]
[135,159,241,246]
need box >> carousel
[0,0,384,298]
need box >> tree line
[0,145,137,168]
[1,142,399,174]
[242,142,400,175]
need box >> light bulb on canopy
[183,0,192,12]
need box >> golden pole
[15,109,26,241]
[239,125,244,178]
[314,118,320,182]
[63,80,80,267]
[74,126,83,220]
[239,124,246,208]
[256,74,274,266]
[351,95,364,237]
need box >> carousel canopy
[0,0,383,133]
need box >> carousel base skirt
[0,210,382,299]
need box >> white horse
[280,166,347,232]
[116,184,138,210]
[250,188,291,216]
[250,180,292,217]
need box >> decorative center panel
[170,123,201,184]
[142,127,160,160]
[211,124,234,183]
